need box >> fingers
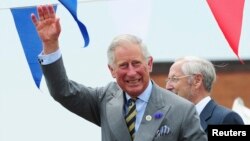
[37,5,44,20]
[42,5,49,19]
[37,4,55,21]
[31,13,38,26]
[31,4,56,26]
[48,5,56,19]
[55,18,61,33]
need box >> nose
[127,65,137,76]
[165,82,174,91]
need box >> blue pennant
[11,6,57,88]
[59,0,90,47]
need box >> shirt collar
[125,81,152,103]
[195,96,211,115]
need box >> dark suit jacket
[41,57,207,141]
[200,99,244,133]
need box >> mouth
[126,79,141,85]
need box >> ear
[192,74,203,88]
[108,65,116,78]
[147,56,153,72]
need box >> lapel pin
[153,112,163,119]
[146,115,152,121]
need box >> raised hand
[31,4,61,54]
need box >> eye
[171,77,179,82]
[132,61,141,67]
[166,77,179,83]
[119,63,128,69]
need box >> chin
[127,89,142,96]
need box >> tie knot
[128,98,137,107]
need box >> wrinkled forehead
[169,61,185,76]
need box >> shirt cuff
[38,49,62,65]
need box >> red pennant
[207,0,245,63]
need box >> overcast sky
[0,0,249,141]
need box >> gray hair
[176,56,216,92]
[107,34,151,66]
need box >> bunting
[207,0,245,63]
[10,6,57,88]
[59,0,90,47]
[10,1,90,88]
[8,0,245,88]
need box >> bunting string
[0,0,117,10]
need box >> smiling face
[108,43,153,97]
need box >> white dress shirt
[125,81,152,132]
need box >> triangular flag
[11,6,57,88]
[59,0,90,47]
[207,0,245,63]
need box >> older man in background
[166,56,244,133]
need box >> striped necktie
[125,98,137,140]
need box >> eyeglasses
[165,75,192,83]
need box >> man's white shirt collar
[195,96,211,115]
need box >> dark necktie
[125,98,137,140]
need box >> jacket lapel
[106,90,132,141]
[200,99,216,132]
[135,84,171,141]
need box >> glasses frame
[165,75,193,83]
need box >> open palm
[31,5,61,53]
